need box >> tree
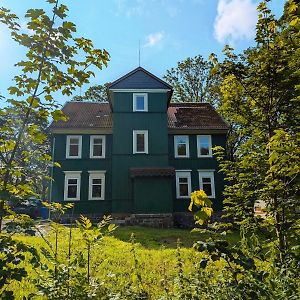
[0,1,109,295]
[212,0,300,263]
[163,55,220,105]
[72,83,109,102]
[0,106,51,201]
[0,0,109,225]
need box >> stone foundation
[53,212,227,228]
[59,212,177,228]
[128,214,173,228]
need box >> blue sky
[0,0,285,104]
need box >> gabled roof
[49,101,228,131]
[108,67,173,90]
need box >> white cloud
[214,0,258,44]
[115,0,144,17]
[144,31,165,47]
[114,0,182,18]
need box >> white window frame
[133,130,148,154]
[198,170,215,198]
[197,135,212,157]
[175,170,192,199]
[90,135,106,158]
[88,171,106,200]
[66,135,82,159]
[174,135,190,158]
[133,93,148,112]
[64,171,82,201]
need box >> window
[64,171,81,201]
[90,135,106,158]
[198,170,215,198]
[88,171,106,200]
[174,136,190,158]
[66,135,82,159]
[197,135,212,157]
[133,93,148,112]
[175,171,192,198]
[133,130,148,154]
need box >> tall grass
[12,225,232,299]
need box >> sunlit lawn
[112,225,240,249]
[11,225,240,299]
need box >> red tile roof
[168,103,228,130]
[50,102,228,131]
[130,167,175,178]
[50,102,112,129]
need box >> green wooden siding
[51,134,112,214]
[168,134,226,211]
[111,92,172,213]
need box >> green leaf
[53,162,61,168]
[290,17,299,26]
[51,110,68,121]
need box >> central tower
[108,67,174,214]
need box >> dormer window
[133,93,148,112]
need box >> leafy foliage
[0,235,39,299]
[212,0,300,262]
[0,0,110,215]
[0,0,109,297]
[188,190,213,225]
[32,205,117,299]
[184,2,300,299]
[164,55,220,105]
[72,84,110,102]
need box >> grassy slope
[12,226,239,299]
[112,225,240,249]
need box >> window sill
[133,152,149,155]
[64,199,80,201]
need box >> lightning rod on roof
[139,39,141,67]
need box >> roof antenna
[138,39,141,67]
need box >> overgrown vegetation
[0,0,109,297]
[0,0,299,299]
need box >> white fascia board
[110,89,171,92]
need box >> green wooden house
[49,67,228,226]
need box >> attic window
[133,93,148,112]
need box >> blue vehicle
[9,197,42,219]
